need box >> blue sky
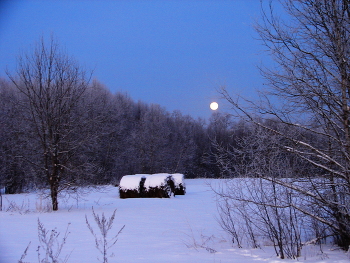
[0,0,271,119]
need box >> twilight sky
[0,0,272,120]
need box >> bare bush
[216,198,243,248]
[18,219,71,263]
[215,177,304,259]
[183,223,218,254]
[37,219,71,263]
[5,197,30,214]
[18,242,31,263]
[35,196,53,213]
[85,207,125,263]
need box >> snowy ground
[0,179,349,263]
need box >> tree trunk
[50,156,60,211]
[50,177,59,211]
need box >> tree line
[0,38,250,200]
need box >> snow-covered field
[0,179,349,263]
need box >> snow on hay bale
[119,173,178,198]
[172,173,186,195]
[119,174,147,198]
[144,173,175,198]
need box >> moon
[210,102,219,111]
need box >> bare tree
[7,37,91,210]
[219,0,350,250]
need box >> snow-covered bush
[172,173,186,195]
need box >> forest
[0,48,264,194]
[0,74,222,193]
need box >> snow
[144,173,170,188]
[119,174,172,190]
[119,174,146,190]
[172,173,185,186]
[0,179,349,263]
[119,173,174,190]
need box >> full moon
[210,102,219,111]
